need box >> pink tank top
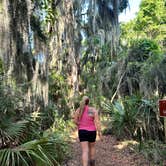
[78,106,96,131]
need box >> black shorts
[78,130,96,142]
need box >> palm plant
[0,139,55,166]
[0,117,68,166]
[103,95,163,141]
[0,84,69,166]
[0,135,69,166]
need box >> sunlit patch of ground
[70,130,78,142]
[114,140,138,150]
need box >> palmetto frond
[0,120,28,143]
[0,138,62,166]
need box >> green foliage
[80,36,114,104]
[103,95,163,141]
[120,21,139,47]
[49,71,70,119]
[0,83,70,165]
[138,140,166,165]
[0,120,28,144]
[128,39,161,62]
[120,0,166,49]
[31,0,60,38]
[30,14,47,42]
[120,38,164,96]
[0,136,68,166]
[0,85,28,145]
[49,72,68,100]
[41,0,60,23]
[0,58,4,75]
[135,0,166,39]
[155,56,166,96]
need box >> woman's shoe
[90,160,95,166]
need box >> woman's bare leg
[80,141,89,166]
[89,142,95,160]
[89,142,95,166]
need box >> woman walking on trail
[74,96,102,166]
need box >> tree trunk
[0,0,48,108]
[49,0,79,106]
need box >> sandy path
[63,131,151,166]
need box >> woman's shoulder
[88,106,97,113]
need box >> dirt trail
[63,131,151,166]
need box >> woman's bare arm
[94,110,102,138]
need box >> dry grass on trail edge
[62,131,162,166]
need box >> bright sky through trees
[119,0,142,22]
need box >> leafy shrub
[138,140,166,165]
[0,137,67,166]
[120,38,164,96]
[128,39,161,62]
[0,84,70,166]
[103,95,164,141]
[49,71,70,119]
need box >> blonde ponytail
[78,96,89,119]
